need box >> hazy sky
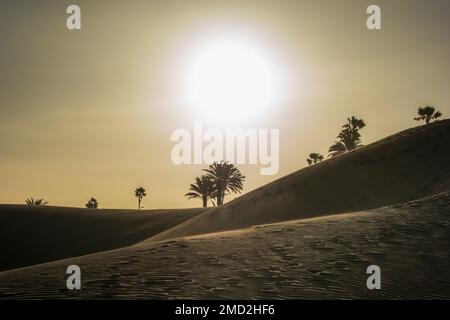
[1,0,449,208]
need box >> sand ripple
[1,192,449,299]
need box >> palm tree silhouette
[204,161,245,206]
[85,197,98,209]
[328,116,366,157]
[306,153,324,165]
[134,187,147,210]
[25,198,48,206]
[328,142,347,157]
[185,175,216,207]
[414,106,442,124]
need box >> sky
[1,0,449,209]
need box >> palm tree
[328,116,366,157]
[414,106,442,124]
[85,197,98,209]
[306,153,324,165]
[204,161,245,206]
[185,175,216,207]
[134,187,147,210]
[328,141,347,158]
[25,198,48,206]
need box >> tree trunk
[219,188,225,206]
[202,196,207,208]
[217,192,222,206]
[138,198,141,210]
[216,193,221,206]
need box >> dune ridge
[148,120,450,242]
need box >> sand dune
[0,121,449,299]
[1,121,450,272]
[1,191,449,299]
[0,206,205,272]
[149,120,450,242]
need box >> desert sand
[0,192,449,299]
[149,120,450,242]
[0,206,205,272]
[0,120,449,299]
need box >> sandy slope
[150,120,450,242]
[1,191,449,299]
[0,121,449,296]
[0,206,205,272]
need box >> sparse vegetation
[414,106,442,124]
[135,187,147,210]
[25,198,48,206]
[328,116,366,157]
[186,162,245,207]
[306,153,324,165]
[203,161,245,206]
[85,197,98,209]
[185,175,216,207]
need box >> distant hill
[0,206,205,271]
[150,120,450,242]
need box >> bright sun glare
[180,35,285,123]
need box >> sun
[179,35,285,123]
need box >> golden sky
[1,0,449,208]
